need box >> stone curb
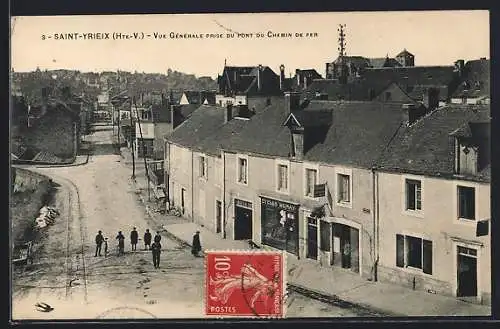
[34,154,90,169]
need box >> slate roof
[451,59,490,98]
[303,79,393,101]
[362,66,458,88]
[182,91,216,104]
[369,57,402,68]
[167,100,406,168]
[333,56,371,68]
[376,104,491,181]
[218,65,281,96]
[396,49,414,58]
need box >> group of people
[94,228,164,268]
[94,228,203,268]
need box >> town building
[215,65,282,106]
[179,90,216,105]
[450,58,490,105]
[374,103,491,305]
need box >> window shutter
[423,239,433,274]
[396,234,405,267]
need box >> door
[457,247,478,297]
[350,227,360,273]
[181,188,186,213]
[307,218,318,260]
[340,225,351,269]
[216,201,222,233]
[234,206,252,240]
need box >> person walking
[191,231,202,257]
[116,231,125,256]
[154,231,162,243]
[95,230,104,257]
[151,240,162,269]
[130,227,139,251]
[144,229,152,250]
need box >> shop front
[260,196,300,256]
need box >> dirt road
[11,123,362,320]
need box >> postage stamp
[205,250,285,318]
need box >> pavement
[120,145,492,318]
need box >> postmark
[205,250,285,318]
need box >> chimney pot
[279,64,286,91]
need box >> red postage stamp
[205,250,285,318]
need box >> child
[104,238,109,257]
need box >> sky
[11,11,490,79]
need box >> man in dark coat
[144,229,152,250]
[154,232,162,243]
[130,227,139,251]
[95,230,104,257]
[151,241,162,269]
[116,231,125,256]
[191,231,202,257]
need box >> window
[152,110,160,121]
[238,157,248,184]
[337,174,351,203]
[458,186,475,220]
[405,179,422,211]
[199,155,208,179]
[385,92,392,101]
[305,168,317,197]
[396,234,432,274]
[277,164,288,192]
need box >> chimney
[284,91,301,115]
[224,103,233,123]
[257,64,263,92]
[279,64,285,91]
[402,103,427,126]
[296,69,300,86]
[171,105,182,128]
[454,60,465,77]
[303,75,308,90]
[423,87,440,111]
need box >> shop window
[458,186,475,220]
[320,221,331,251]
[305,168,317,197]
[405,179,422,211]
[396,234,432,274]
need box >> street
[12,123,365,319]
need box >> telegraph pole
[130,101,136,179]
[133,96,151,201]
[338,24,347,84]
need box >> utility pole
[133,96,151,201]
[117,103,121,145]
[130,99,136,179]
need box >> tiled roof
[376,104,490,181]
[451,59,490,98]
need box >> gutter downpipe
[371,167,379,282]
[221,148,227,239]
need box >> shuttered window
[406,179,422,211]
[277,164,288,191]
[305,169,317,197]
[458,186,475,220]
[422,239,433,274]
[337,174,350,202]
[396,234,405,267]
[396,234,433,275]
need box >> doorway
[234,202,252,240]
[307,217,318,260]
[181,188,186,214]
[216,200,222,234]
[332,223,360,273]
[457,246,478,298]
